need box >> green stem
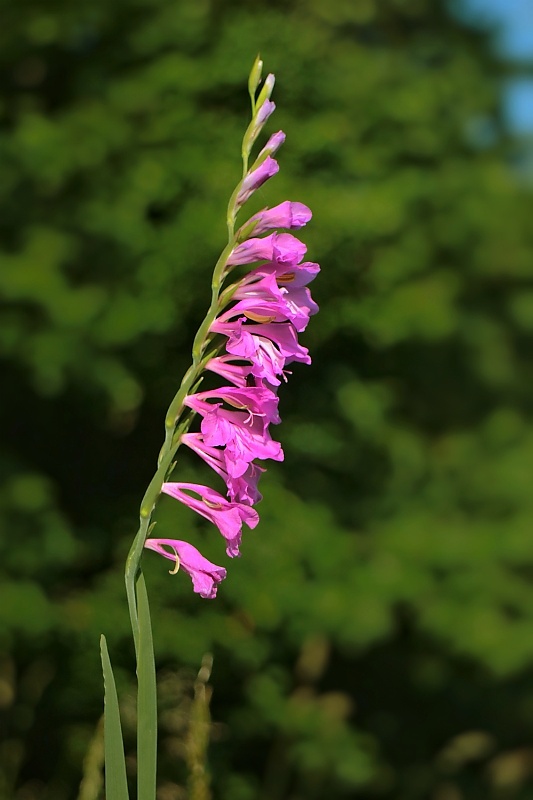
[136,573,157,800]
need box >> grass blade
[136,571,157,800]
[100,635,129,800]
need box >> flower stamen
[202,498,223,510]
[277,271,296,284]
[165,545,181,575]
[244,311,277,323]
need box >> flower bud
[241,201,312,236]
[248,54,263,100]
[256,73,275,108]
[242,99,276,160]
[236,156,279,206]
[258,130,286,159]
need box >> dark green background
[2,0,533,798]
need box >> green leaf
[100,635,129,800]
[136,571,157,800]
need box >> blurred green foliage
[2,0,533,798]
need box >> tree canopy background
[2,0,533,798]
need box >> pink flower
[205,409,283,475]
[227,233,307,267]
[236,157,279,206]
[234,271,286,303]
[211,317,311,379]
[240,260,321,289]
[205,355,255,388]
[182,433,265,505]
[161,482,259,557]
[185,385,281,425]
[238,321,312,364]
[210,318,286,384]
[144,538,226,599]
[240,290,317,332]
[241,201,312,236]
[184,399,283,476]
[226,275,319,332]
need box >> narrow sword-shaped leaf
[100,635,129,800]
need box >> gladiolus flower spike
[143,61,319,598]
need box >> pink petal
[144,538,226,599]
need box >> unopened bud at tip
[248,55,263,99]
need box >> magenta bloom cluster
[145,83,319,598]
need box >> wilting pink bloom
[211,318,287,385]
[185,401,283,476]
[225,460,266,504]
[227,232,307,267]
[161,482,259,557]
[242,201,312,236]
[212,316,310,369]
[185,385,281,425]
[144,538,226,599]
[236,157,279,206]
[182,433,265,505]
